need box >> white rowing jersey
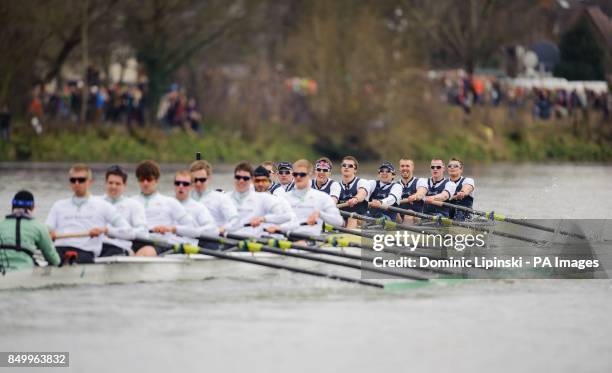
[103,194,149,252]
[45,195,132,256]
[191,190,240,231]
[132,192,197,244]
[179,198,219,237]
[228,189,296,237]
[281,187,344,236]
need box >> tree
[554,19,605,81]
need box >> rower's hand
[455,191,466,200]
[250,216,265,227]
[89,227,108,237]
[423,196,433,204]
[347,197,359,207]
[218,227,225,234]
[49,230,57,241]
[406,195,417,203]
[152,226,176,234]
[369,200,382,209]
[306,210,320,225]
[265,226,281,234]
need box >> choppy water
[1,162,612,372]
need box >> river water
[1,162,611,372]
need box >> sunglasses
[193,177,208,183]
[292,172,308,178]
[316,168,330,173]
[341,163,355,169]
[174,181,191,187]
[69,177,88,184]
[278,170,291,175]
[379,169,392,173]
[430,165,443,170]
[253,177,269,183]
[234,175,251,181]
[447,164,461,169]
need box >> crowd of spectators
[435,71,611,121]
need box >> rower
[276,161,295,192]
[45,164,133,263]
[189,160,240,232]
[0,190,60,272]
[228,161,297,237]
[446,158,475,220]
[367,162,403,220]
[174,170,218,240]
[261,161,285,197]
[338,155,371,228]
[102,165,151,256]
[397,158,427,223]
[132,160,198,256]
[412,159,457,217]
[311,157,341,203]
[267,159,343,236]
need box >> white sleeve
[45,202,59,231]
[462,178,475,194]
[381,183,402,206]
[416,178,428,191]
[195,205,219,236]
[263,194,295,224]
[273,187,287,198]
[103,201,135,240]
[318,194,344,227]
[130,200,150,239]
[171,200,199,237]
[219,193,240,231]
[329,181,341,200]
[444,181,457,198]
[359,179,375,199]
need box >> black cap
[378,161,395,173]
[12,190,34,209]
[276,161,293,171]
[254,165,271,178]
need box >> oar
[377,204,543,245]
[223,232,435,280]
[339,210,435,235]
[134,237,388,288]
[337,202,350,208]
[423,199,587,240]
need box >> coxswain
[367,162,403,220]
[45,164,133,263]
[413,159,456,217]
[253,165,287,198]
[338,155,371,228]
[311,157,341,203]
[276,161,295,192]
[267,159,343,236]
[397,158,426,223]
[0,190,60,272]
[228,161,296,237]
[189,160,240,232]
[102,165,151,256]
[446,158,475,220]
[132,160,198,256]
[261,161,284,196]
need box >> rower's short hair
[189,160,212,175]
[449,157,463,168]
[136,160,161,180]
[175,170,192,180]
[69,163,92,179]
[293,159,313,173]
[105,165,128,183]
[342,155,359,169]
[430,158,445,165]
[234,161,254,176]
[261,161,276,173]
[399,158,414,167]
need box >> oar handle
[337,202,350,208]
[54,232,92,239]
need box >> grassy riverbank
[1,119,611,163]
